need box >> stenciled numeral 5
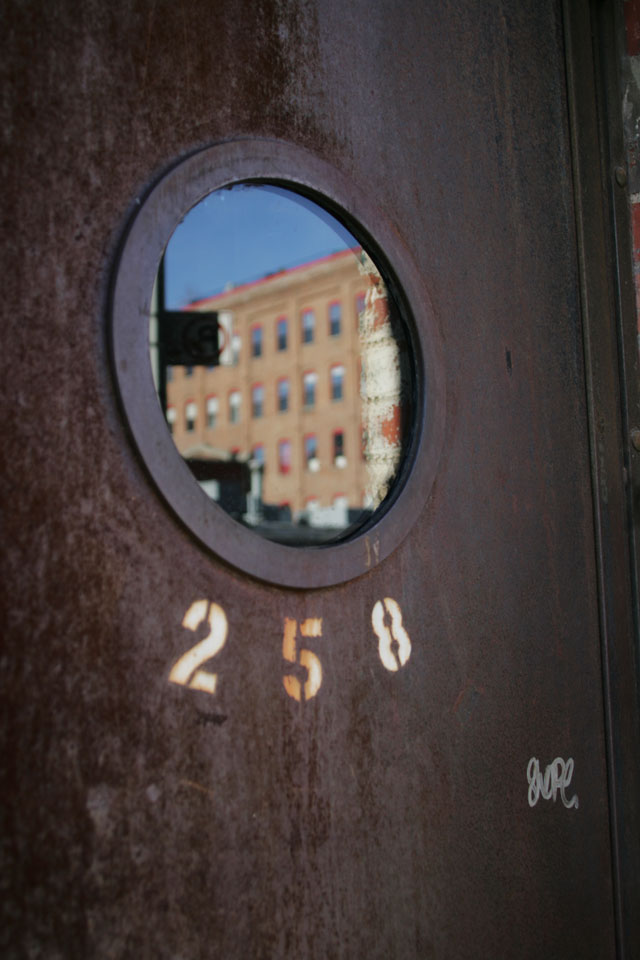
[168,599,228,695]
[282,617,323,702]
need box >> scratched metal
[0,0,628,957]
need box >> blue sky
[164,184,358,307]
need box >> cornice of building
[185,246,363,313]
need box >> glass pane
[149,183,414,546]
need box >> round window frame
[109,139,445,589]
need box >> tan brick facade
[165,248,371,517]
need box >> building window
[301,309,315,344]
[252,444,265,466]
[276,316,288,351]
[166,366,173,382]
[304,434,318,469]
[185,366,194,377]
[206,395,218,429]
[330,364,344,401]
[303,371,317,409]
[232,334,241,365]
[333,430,344,460]
[251,325,263,358]
[185,400,197,432]
[229,390,241,424]
[166,405,176,434]
[329,301,341,336]
[355,292,366,327]
[252,383,264,418]
[278,439,291,474]
[277,377,289,412]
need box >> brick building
[163,246,383,525]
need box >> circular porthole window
[110,141,444,588]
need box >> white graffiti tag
[527,757,579,810]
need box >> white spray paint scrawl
[527,757,579,809]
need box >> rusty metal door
[2,1,639,958]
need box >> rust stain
[380,405,401,445]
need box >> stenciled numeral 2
[168,600,228,695]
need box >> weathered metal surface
[0,0,634,957]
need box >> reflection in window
[277,377,289,412]
[277,317,288,351]
[251,325,262,358]
[278,439,291,474]
[152,182,412,548]
[330,364,344,401]
[229,390,241,424]
[166,405,176,434]
[252,383,264,418]
[185,366,194,377]
[185,400,197,432]
[206,395,218,429]
[304,433,317,468]
[302,309,315,344]
[303,371,317,409]
[329,301,341,336]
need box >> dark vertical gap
[561,1,640,956]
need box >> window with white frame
[301,309,315,344]
[278,439,291,474]
[329,301,341,336]
[251,325,263,358]
[276,316,288,351]
[166,405,176,434]
[330,364,344,401]
[252,384,264,418]
[206,395,218,429]
[304,433,317,467]
[277,377,289,412]
[303,371,317,409]
[229,390,241,424]
[185,400,197,432]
